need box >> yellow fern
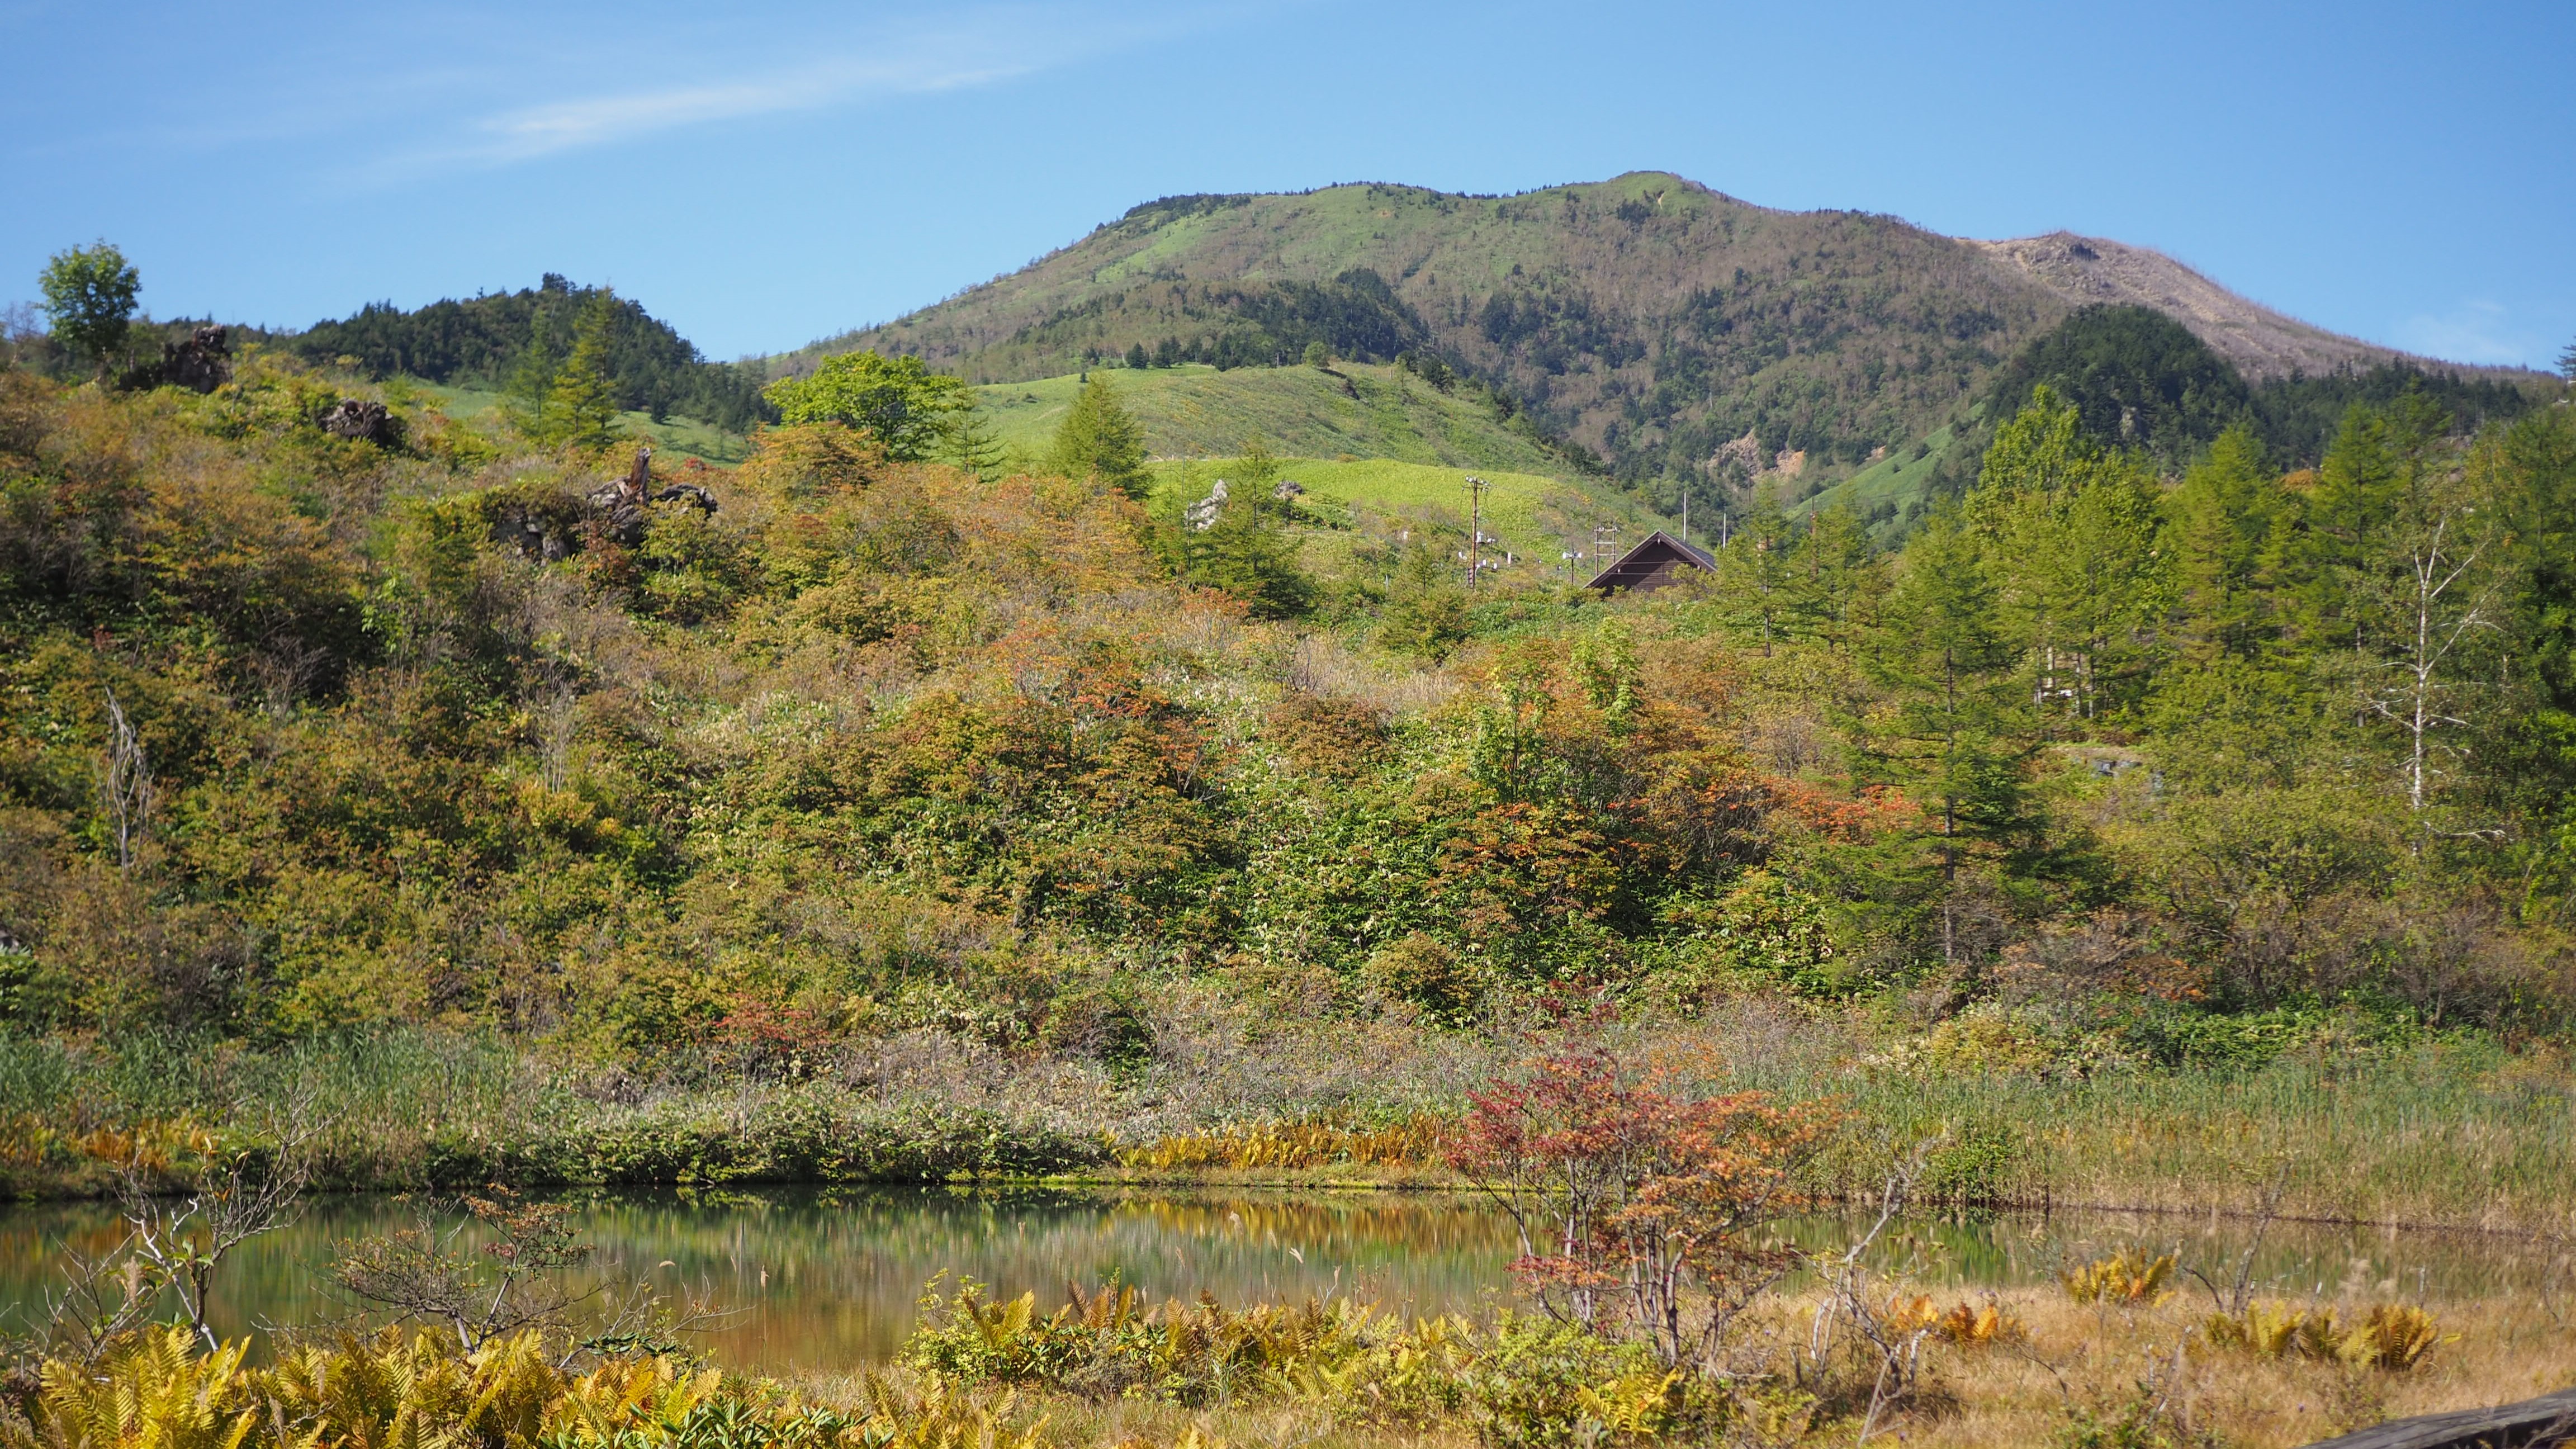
[2061,1251,2175,1306]
[22,1327,256,1449]
[1935,1299,2023,1346]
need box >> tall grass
[4,1019,2570,1233]
[1730,1035,2576,1232]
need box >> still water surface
[0,1189,2552,1372]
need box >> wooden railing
[2303,1388,2576,1449]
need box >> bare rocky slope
[1969,231,2426,381]
[789,172,2504,487]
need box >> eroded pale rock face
[1972,231,2416,381]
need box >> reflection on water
[0,1190,1522,1371]
[0,1189,2556,1373]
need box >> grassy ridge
[973,363,1566,473]
[1786,423,1961,536]
[1145,456,1674,581]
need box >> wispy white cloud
[455,51,1029,165]
[365,4,1197,178]
[2394,297,2546,368]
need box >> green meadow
[973,362,1567,475]
[412,381,756,465]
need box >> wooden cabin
[1585,531,1718,594]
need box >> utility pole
[1464,475,1489,586]
[1681,486,1689,546]
[1590,522,1620,581]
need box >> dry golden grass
[1730,1278,2576,1449]
[775,1262,2575,1449]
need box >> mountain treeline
[3,323,2575,1077]
[292,275,774,430]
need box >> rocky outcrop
[319,398,399,445]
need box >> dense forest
[291,275,774,430]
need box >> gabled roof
[1585,531,1718,591]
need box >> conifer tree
[1377,537,1470,660]
[1974,389,2168,722]
[1862,512,2037,973]
[1169,489,1315,619]
[1782,505,1882,655]
[537,295,624,454]
[1049,375,1150,499]
[1234,435,1278,496]
[1713,499,1799,655]
[2165,424,2285,666]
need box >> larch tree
[537,294,625,454]
[1862,510,2037,974]
[1049,374,1150,499]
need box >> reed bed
[4,1021,2571,1236]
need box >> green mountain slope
[974,362,1567,472]
[793,173,2061,498]
[786,172,2535,515]
[1147,456,1672,585]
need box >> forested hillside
[784,173,2547,519]
[1800,305,2545,536]
[6,338,2575,1064]
[292,274,772,431]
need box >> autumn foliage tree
[1448,1049,1831,1370]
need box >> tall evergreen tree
[1713,499,1800,656]
[1862,512,2039,973]
[535,295,624,454]
[2288,391,2452,658]
[1782,505,1882,655]
[2165,425,2286,667]
[1972,389,2168,722]
[1049,375,1150,499]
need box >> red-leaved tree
[1448,1049,1832,1369]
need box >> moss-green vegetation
[1785,423,1961,538]
[1144,456,1669,583]
[419,383,753,465]
[974,363,1569,475]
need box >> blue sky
[4,0,2568,368]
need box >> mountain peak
[792,174,2513,487]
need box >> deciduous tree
[765,351,976,464]
[38,242,139,382]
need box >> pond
[0,1188,2556,1372]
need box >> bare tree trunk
[102,692,153,872]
